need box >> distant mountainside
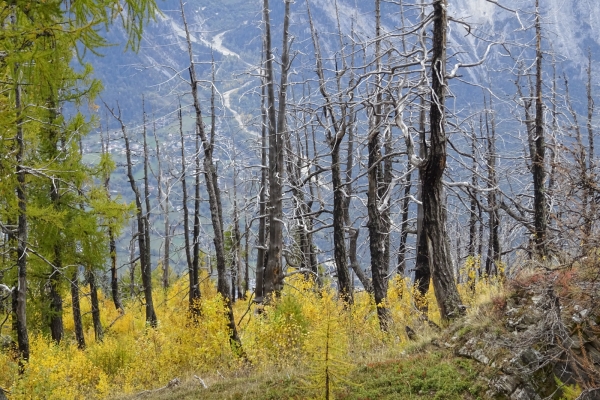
[88,0,600,125]
[83,0,600,275]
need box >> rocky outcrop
[445,276,600,399]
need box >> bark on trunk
[180,0,243,350]
[532,0,548,258]
[115,107,157,327]
[87,269,104,342]
[422,0,463,321]
[70,270,85,349]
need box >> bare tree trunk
[262,0,291,300]
[306,0,353,300]
[397,168,412,276]
[180,0,242,350]
[585,50,595,243]
[110,105,157,327]
[468,129,478,260]
[13,27,29,366]
[413,4,430,305]
[254,78,268,303]
[153,123,171,290]
[368,0,390,329]
[484,98,501,277]
[178,101,196,311]
[70,270,85,349]
[191,103,202,306]
[422,0,463,321]
[87,269,104,342]
[532,0,548,258]
[102,132,123,310]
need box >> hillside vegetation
[1,263,502,399]
[3,259,598,400]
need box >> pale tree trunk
[152,126,170,290]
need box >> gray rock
[490,374,519,395]
[510,386,541,400]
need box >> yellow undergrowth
[0,270,502,399]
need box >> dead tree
[179,0,243,350]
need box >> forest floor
[120,345,489,400]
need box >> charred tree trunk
[421,0,463,321]
[262,0,291,301]
[178,102,196,311]
[254,77,268,302]
[532,0,548,258]
[368,0,390,330]
[191,106,202,306]
[111,105,157,327]
[70,270,85,349]
[485,100,501,277]
[102,134,123,311]
[180,0,242,350]
[87,269,103,342]
[306,0,353,300]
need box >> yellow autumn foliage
[0,263,502,399]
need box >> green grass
[121,349,488,400]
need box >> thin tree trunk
[111,105,157,327]
[485,98,501,277]
[88,269,104,342]
[180,0,242,350]
[192,102,202,306]
[70,270,85,349]
[368,0,390,329]
[254,76,268,303]
[306,0,353,300]
[532,0,548,258]
[102,131,123,310]
[178,101,196,311]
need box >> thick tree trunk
[413,6,430,305]
[422,0,463,321]
[262,0,290,300]
[331,145,353,303]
